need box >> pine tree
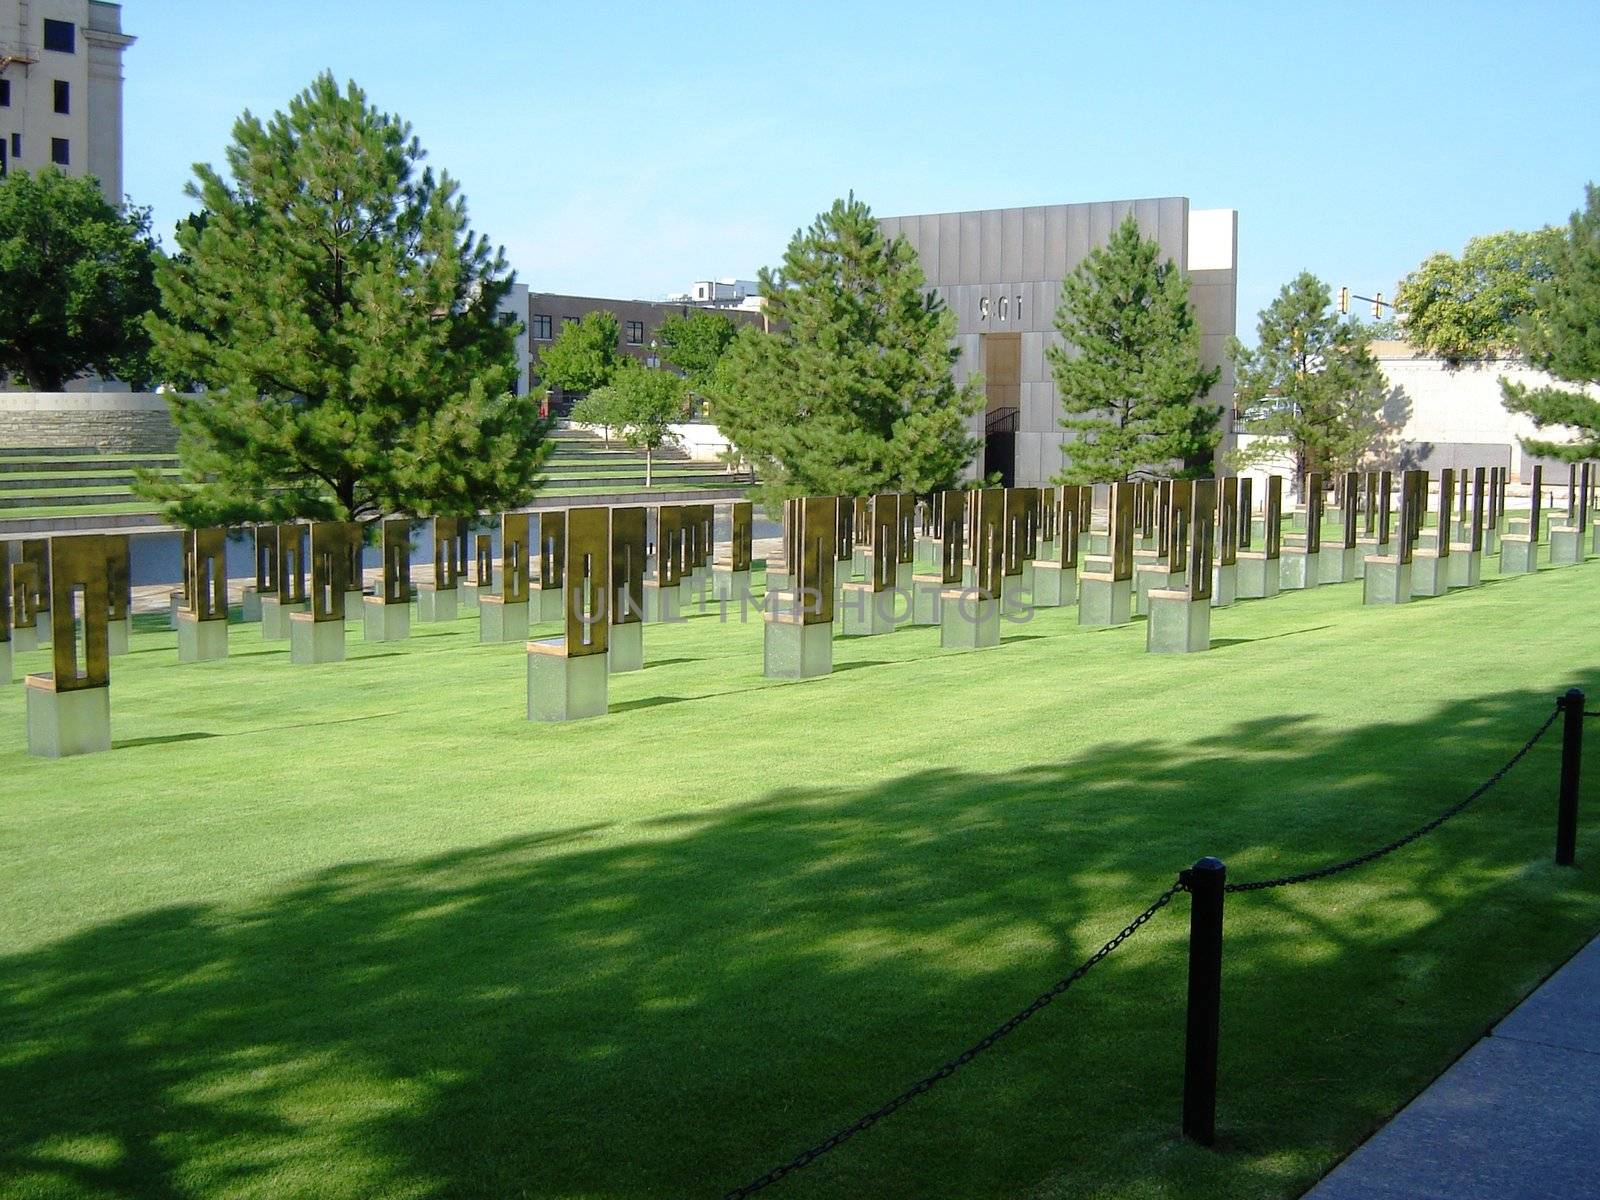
[1231,272,1390,486]
[140,73,547,527]
[709,195,981,507]
[0,169,159,390]
[1049,215,1221,482]
[1500,184,1600,460]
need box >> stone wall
[0,392,178,452]
[1372,342,1595,483]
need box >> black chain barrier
[719,878,1188,1200]
[1224,705,1562,893]
[721,703,1568,1197]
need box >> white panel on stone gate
[1187,209,1238,272]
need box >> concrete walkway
[1306,932,1600,1199]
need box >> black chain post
[1182,857,1226,1146]
[1558,688,1584,866]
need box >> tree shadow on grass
[2,686,1598,1200]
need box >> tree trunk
[22,362,68,392]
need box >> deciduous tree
[0,168,159,391]
[568,389,621,448]
[598,363,687,487]
[1396,228,1562,364]
[536,310,623,400]
[657,310,738,391]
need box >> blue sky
[123,1,1598,338]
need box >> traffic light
[1338,286,1349,315]
[1373,292,1383,318]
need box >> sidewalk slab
[1306,936,1600,1200]
[1493,935,1600,1056]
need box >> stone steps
[0,471,182,490]
[0,455,180,472]
[0,436,750,518]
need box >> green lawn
[2,555,1598,1200]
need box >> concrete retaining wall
[1372,342,1594,483]
[566,420,737,463]
[0,392,177,452]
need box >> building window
[11,133,21,159]
[42,19,75,53]
[531,314,552,340]
[625,320,645,345]
[51,138,68,166]
[0,79,10,107]
[54,80,69,114]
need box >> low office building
[665,279,764,311]
[878,198,1238,486]
[0,0,134,204]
